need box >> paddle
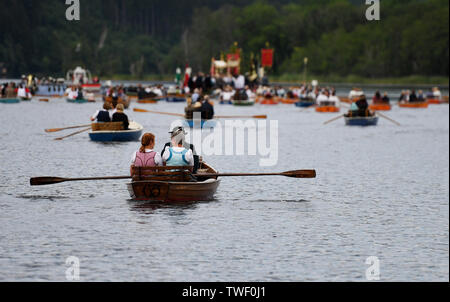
[376,112,401,126]
[46,124,92,133]
[323,114,345,125]
[54,127,91,141]
[133,108,267,119]
[30,170,316,186]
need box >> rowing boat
[398,102,428,108]
[128,162,220,203]
[0,98,20,104]
[295,99,316,108]
[233,98,255,106]
[316,106,340,113]
[137,98,159,104]
[369,103,391,111]
[67,98,93,104]
[345,115,379,126]
[277,97,299,104]
[166,95,187,103]
[89,121,143,142]
[259,97,278,105]
[427,99,442,105]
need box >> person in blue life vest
[91,102,112,122]
[162,126,195,169]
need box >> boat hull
[369,103,391,111]
[260,99,278,105]
[127,179,220,203]
[166,96,186,103]
[0,98,20,104]
[295,101,315,108]
[427,99,442,105]
[399,102,428,108]
[345,116,379,126]
[67,98,92,104]
[89,122,143,142]
[316,106,340,113]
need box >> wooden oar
[134,108,267,119]
[133,108,184,117]
[46,124,92,133]
[30,170,316,186]
[193,170,316,179]
[323,114,345,125]
[376,112,401,126]
[54,127,91,141]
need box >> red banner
[261,49,274,68]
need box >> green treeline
[0,0,448,79]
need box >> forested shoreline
[0,0,448,80]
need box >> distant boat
[295,98,316,108]
[67,98,92,104]
[345,115,379,126]
[316,105,340,113]
[398,102,428,108]
[0,98,20,104]
[89,121,143,142]
[369,103,391,111]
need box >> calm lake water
[0,97,448,282]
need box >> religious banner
[261,49,274,68]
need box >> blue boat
[345,116,379,126]
[0,98,20,104]
[219,100,233,105]
[89,122,144,142]
[186,119,217,129]
[67,98,90,104]
[35,84,67,97]
[295,99,316,108]
[166,96,186,103]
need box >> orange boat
[259,97,279,105]
[399,102,429,108]
[137,99,158,104]
[427,99,442,105]
[316,106,340,113]
[369,103,392,111]
[277,97,299,104]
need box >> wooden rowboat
[278,97,299,104]
[398,102,429,108]
[260,97,279,105]
[369,103,392,111]
[137,98,159,104]
[345,115,379,126]
[89,121,143,142]
[316,106,340,113]
[0,98,20,104]
[128,163,220,203]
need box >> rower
[91,102,112,123]
[130,133,163,175]
[200,96,215,120]
[161,126,199,173]
[112,104,129,130]
[162,128,195,168]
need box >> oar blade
[133,108,149,113]
[30,177,67,186]
[282,170,317,178]
[253,115,268,119]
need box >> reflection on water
[0,98,448,281]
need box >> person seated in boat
[382,92,390,104]
[76,86,84,100]
[17,84,28,99]
[91,102,112,123]
[409,90,419,103]
[130,132,163,175]
[348,95,372,117]
[417,90,426,102]
[432,87,442,100]
[316,90,329,106]
[245,85,255,99]
[112,104,129,130]
[372,91,383,104]
[328,90,340,107]
[5,82,16,98]
[220,85,235,103]
[398,90,407,103]
[200,95,215,120]
[162,127,195,168]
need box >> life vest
[134,151,157,167]
[97,110,111,122]
[166,148,189,166]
